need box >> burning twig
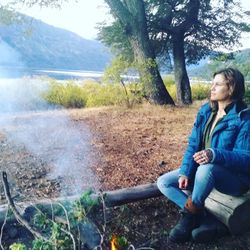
[1,171,47,240]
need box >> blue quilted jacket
[179,101,250,187]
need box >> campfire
[111,235,118,250]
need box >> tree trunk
[129,36,174,105]
[105,0,175,105]
[172,33,192,105]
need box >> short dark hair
[213,68,245,101]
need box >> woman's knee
[195,164,215,182]
[157,169,179,190]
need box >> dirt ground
[0,102,250,249]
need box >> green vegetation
[189,49,250,81]
[9,190,102,250]
[9,244,27,250]
[8,189,131,249]
[43,76,249,109]
[43,79,144,109]
[43,80,87,108]
[163,75,210,102]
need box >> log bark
[205,189,250,235]
[102,182,162,207]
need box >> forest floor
[0,102,250,249]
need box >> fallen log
[205,189,250,235]
[102,182,162,207]
[0,182,249,235]
[103,183,250,234]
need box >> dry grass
[70,102,250,249]
[70,102,203,190]
[1,101,250,248]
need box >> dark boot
[192,212,229,243]
[169,197,202,243]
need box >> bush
[44,80,144,109]
[9,244,27,250]
[44,80,87,108]
[83,82,126,107]
[163,77,210,102]
[191,83,210,100]
[43,77,213,109]
[163,75,175,87]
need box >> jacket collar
[202,101,248,118]
[239,107,250,118]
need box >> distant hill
[188,49,250,80]
[0,14,111,71]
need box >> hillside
[188,49,250,80]
[0,14,111,71]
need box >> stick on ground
[1,171,47,240]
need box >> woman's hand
[178,176,188,189]
[193,149,213,165]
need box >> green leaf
[9,243,27,250]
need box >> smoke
[0,44,99,196]
[0,78,50,112]
[0,109,99,195]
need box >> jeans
[157,164,247,209]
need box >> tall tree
[104,0,175,105]
[147,0,248,104]
[100,0,249,105]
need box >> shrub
[163,76,210,102]
[43,77,213,108]
[163,75,175,87]
[9,244,27,250]
[43,80,87,108]
[82,82,128,107]
[165,84,177,102]
[191,83,210,100]
[43,79,145,109]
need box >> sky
[3,0,250,48]
[9,0,109,40]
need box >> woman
[157,68,250,243]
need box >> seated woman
[157,68,250,243]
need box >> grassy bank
[43,77,250,109]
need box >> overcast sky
[6,0,250,49]
[14,0,108,40]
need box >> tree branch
[1,171,47,240]
[104,0,132,24]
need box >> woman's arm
[179,107,206,178]
[211,121,250,173]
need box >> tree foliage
[99,0,250,105]
[103,0,175,105]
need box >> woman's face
[210,74,232,102]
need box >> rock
[158,160,167,167]
[78,219,102,249]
